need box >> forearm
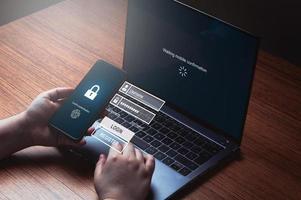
[0,112,32,160]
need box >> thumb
[94,154,107,177]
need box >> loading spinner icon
[178,66,188,77]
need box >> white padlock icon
[84,85,100,100]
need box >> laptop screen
[123,0,259,142]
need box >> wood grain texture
[0,0,300,199]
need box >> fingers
[77,139,86,146]
[51,98,67,112]
[124,143,154,174]
[104,141,154,174]
[100,110,108,118]
[94,154,107,177]
[145,154,155,175]
[55,98,67,106]
[135,148,144,162]
[42,87,74,102]
[107,142,122,160]
[87,127,95,136]
[123,143,136,160]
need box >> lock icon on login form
[84,85,100,100]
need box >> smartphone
[49,60,126,141]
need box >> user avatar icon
[121,83,130,93]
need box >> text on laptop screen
[123,0,258,142]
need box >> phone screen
[49,60,126,140]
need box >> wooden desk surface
[0,0,300,199]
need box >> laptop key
[177,147,189,155]
[170,162,183,171]
[162,120,173,127]
[136,131,146,138]
[129,126,139,133]
[151,122,162,130]
[167,131,177,139]
[119,111,128,118]
[154,152,167,160]
[154,133,165,140]
[193,138,206,146]
[186,152,197,160]
[114,117,124,124]
[155,115,165,123]
[179,167,191,176]
[143,135,154,143]
[175,136,185,144]
[125,115,135,122]
[107,113,118,120]
[162,157,174,166]
[177,129,188,137]
[189,130,200,138]
[188,130,197,136]
[139,123,148,128]
[170,142,181,150]
[122,122,131,128]
[169,123,181,132]
[161,138,173,145]
[150,140,161,147]
[182,141,193,148]
[131,136,150,150]
[191,146,202,154]
[186,133,196,141]
[143,126,150,131]
[160,127,169,134]
[194,152,211,165]
[158,144,170,152]
[174,155,198,170]
[166,149,177,157]
[145,147,157,155]
[112,106,121,113]
[146,128,157,136]
[134,119,143,126]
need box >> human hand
[94,143,155,200]
[23,87,93,147]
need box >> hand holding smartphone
[49,60,126,141]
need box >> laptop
[78,0,259,199]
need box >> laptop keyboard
[105,104,223,176]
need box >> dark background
[183,0,301,66]
[0,0,300,66]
